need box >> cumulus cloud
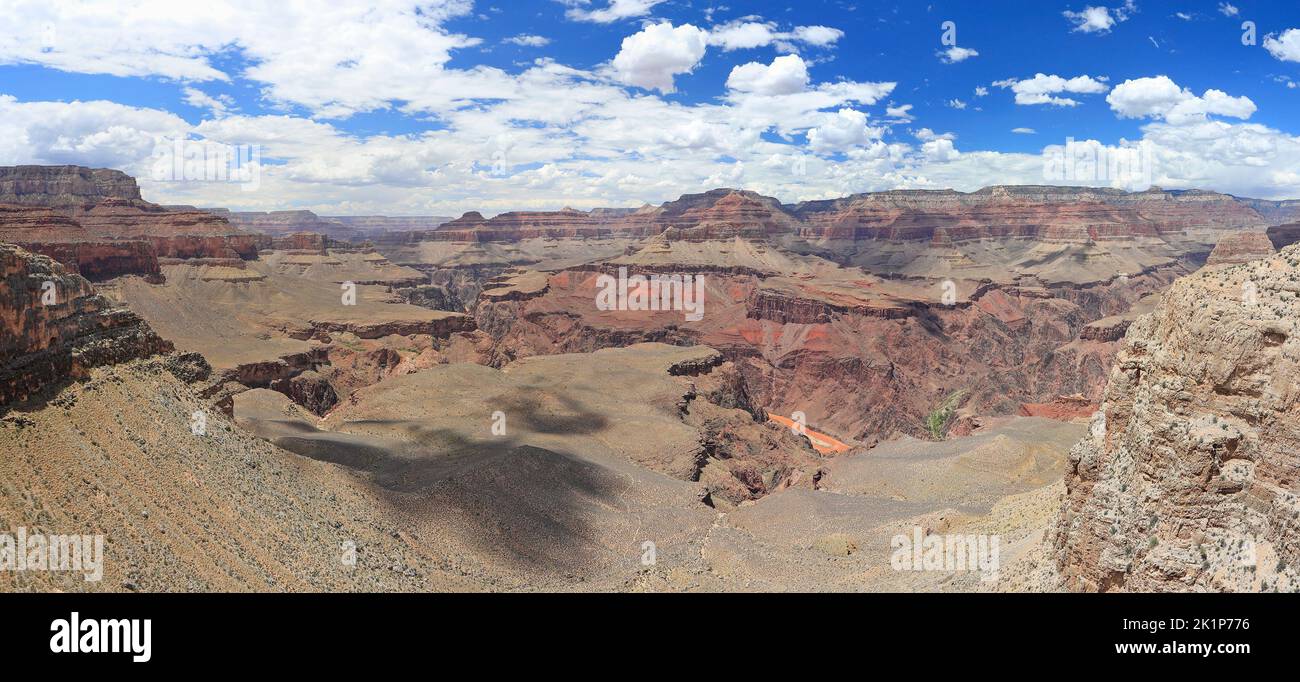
[707,20,844,52]
[938,46,979,63]
[1107,75,1256,124]
[1218,3,1239,17]
[1265,29,1300,63]
[610,22,709,93]
[506,34,551,47]
[885,103,914,120]
[0,95,190,172]
[994,73,1109,106]
[0,1,499,117]
[1063,2,1135,34]
[560,0,665,23]
[726,55,809,96]
[181,87,233,115]
[806,109,881,154]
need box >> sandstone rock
[1054,245,1300,592]
[270,370,338,416]
[1,243,172,406]
[1205,230,1274,266]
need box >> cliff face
[79,199,260,260]
[1,244,172,406]
[0,167,260,271]
[0,165,141,209]
[1236,197,1300,226]
[1054,246,1300,592]
[790,186,1266,244]
[213,209,365,242]
[1205,230,1275,266]
[0,204,161,280]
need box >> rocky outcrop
[1054,246,1300,592]
[0,165,141,209]
[1205,230,1274,266]
[1079,316,1132,342]
[79,199,259,260]
[0,204,161,280]
[306,314,475,340]
[211,209,364,242]
[791,186,1266,244]
[270,370,338,416]
[1236,197,1300,226]
[326,215,452,233]
[268,232,341,252]
[745,285,914,324]
[1266,223,1300,251]
[1,166,261,268]
[1,244,172,406]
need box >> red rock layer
[0,204,161,280]
[1,244,172,406]
[791,186,1266,244]
[77,199,259,260]
[1205,230,1275,266]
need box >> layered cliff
[1205,230,1274,266]
[1,244,172,407]
[0,204,161,280]
[0,165,141,209]
[0,166,260,267]
[1054,245,1300,592]
[79,198,260,260]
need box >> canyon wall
[0,166,259,277]
[1,243,172,406]
[1054,246,1300,592]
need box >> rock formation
[0,203,161,280]
[1,243,171,406]
[1205,230,1275,266]
[1054,245,1300,592]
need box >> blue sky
[0,1,1298,214]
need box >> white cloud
[922,138,960,162]
[1218,3,1239,17]
[938,46,979,63]
[1063,2,1135,34]
[1264,29,1300,63]
[181,87,233,115]
[994,73,1109,106]
[610,22,709,93]
[506,35,551,47]
[726,55,809,96]
[974,86,989,97]
[791,26,845,47]
[0,1,501,118]
[0,96,190,171]
[807,109,881,154]
[886,103,914,120]
[1107,75,1255,124]
[947,99,967,110]
[707,21,844,52]
[561,0,665,23]
[1011,127,1037,134]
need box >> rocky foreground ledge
[1054,244,1300,592]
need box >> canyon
[2,164,1298,592]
